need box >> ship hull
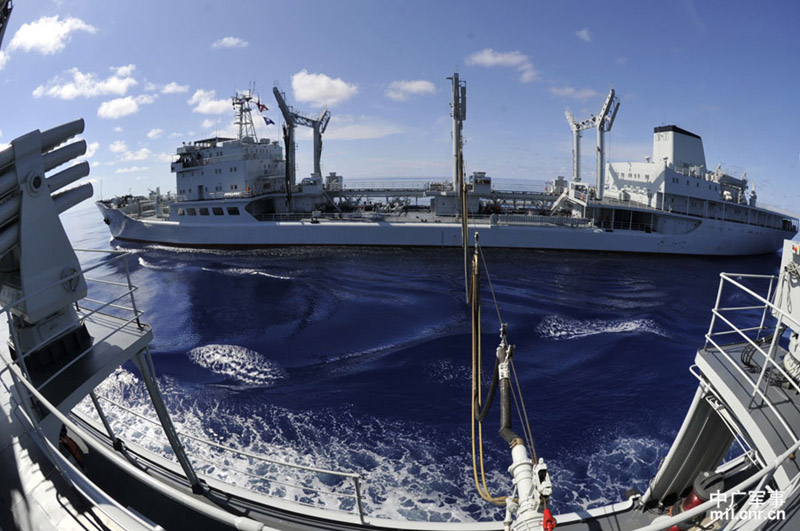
[97,202,793,256]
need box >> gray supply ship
[96,76,797,256]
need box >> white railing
[1,248,370,526]
[5,249,144,385]
[1,248,160,530]
[634,435,800,531]
[89,394,367,520]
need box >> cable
[478,243,537,459]
[479,246,503,327]
[470,245,506,506]
[511,359,537,462]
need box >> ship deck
[0,350,125,531]
[696,342,800,488]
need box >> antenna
[232,86,258,141]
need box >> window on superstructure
[187,208,197,215]
[212,207,224,215]
[199,208,210,216]
[177,208,185,216]
[227,207,240,215]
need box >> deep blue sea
[61,205,785,522]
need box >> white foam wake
[138,256,178,271]
[188,344,286,385]
[200,266,292,280]
[536,315,669,341]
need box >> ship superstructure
[96,77,797,255]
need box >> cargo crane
[272,86,331,194]
[564,88,620,200]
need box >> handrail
[0,249,132,314]
[96,394,360,479]
[91,393,366,518]
[4,359,265,531]
[634,435,800,531]
[3,377,161,531]
[704,333,796,443]
[34,311,145,391]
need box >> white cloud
[115,64,135,77]
[109,140,128,153]
[292,69,358,108]
[324,115,401,140]
[576,28,592,42]
[465,48,538,83]
[8,16,96,55]
[187,89,230,114]
[146,128,163,139]
[97,94,154,119]
[154,152,175,163]
[0,51,8,71]
[98,98,138,119]
[385,80,436,102]
[169,132,183,138]
[121,148,151,161]
[84,141,99,159]
[549,86,601,101]
[33,66,137,100]
[113,126,123,133]
[162,82,189,94]
[211,36,249,49]
[116,166,150,174]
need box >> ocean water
[61,205,785,522]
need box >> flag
[257,101,268,112]
[263,117,275,126]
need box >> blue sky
[1,0,798,211]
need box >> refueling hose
[497,342,522,446]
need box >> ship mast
[232,87,258,141]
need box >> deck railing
[1,249,371,526]
[88,394,367,520]
[645,269,800,530]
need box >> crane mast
[272,85,331,191]
[564,89,620,199]
[272,86,296,199]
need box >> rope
[470,246,506,505]
[479,247,503,327]
[511,359,536,461]
[472,241,538,466]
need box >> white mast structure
[273,86,332,180]
[564,89,620,200]
[232,89,258,141]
